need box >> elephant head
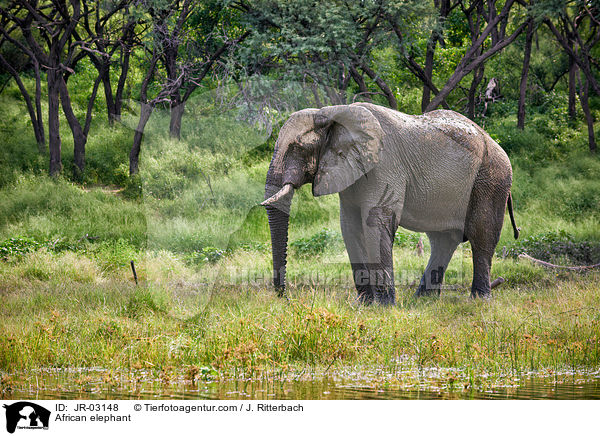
[262,104,384,294]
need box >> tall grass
[1,249,599,385]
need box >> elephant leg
[362,204,399,306]
[340,200,372,303]
[465,189,508,299]
[415,231,462,297]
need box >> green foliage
[0,237,40,259]
[92,239,139,272]
[394,231,421,248]
[489,113,577,165]
[187,246,228,264]
[290,229,342,257]
[0,175,147,248]
[503,231,600,265]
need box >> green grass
[0,248,599,396]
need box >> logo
[3,402,50,434]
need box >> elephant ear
[313,104,384,196]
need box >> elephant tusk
[261,184,294,207]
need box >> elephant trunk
[262,109,317,295]
[266,203,290,295]
[264,167,295,295]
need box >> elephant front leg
[364,205,398,306]
[340,201,373,303]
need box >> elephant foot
[414,284,441,298]
[374,286,395,306]
[356,287,374,305]
[470,277,491,299]
[470,288,491,299]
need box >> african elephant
[262,102,519,304]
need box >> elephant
[262,102,519,304]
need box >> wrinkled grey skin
[263,103,519,304]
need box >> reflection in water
[3,369,600,400]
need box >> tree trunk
[130,103,154,175]
[578,75,597,153]
[34,60,45,151]
[0,53,45,150]
[47,70,62,176]
[114,46,132,123]
[517,20,534,129]
[169,102,185,139]
[467,63,485,119]
[84,74,102,138]
[421,41,436,113]
[58,77,87,180]
[324,85,342,105]
[100,63,118,125]
[310,82,323,107]
[568,57,577,120]
[349,64,372,103]
[360,63,398,110]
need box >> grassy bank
[1,246,599,397]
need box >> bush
[187,246,228,264]
[394,231,421,248]
[491,122,571,165]
[502,230,600,265]
[0,176,147,249]
[290,229,342,257]
[124,287,169,319]
[0,237,40,259]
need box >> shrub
[290,229,342,257]
[502,230,600,265]
[187,246,228,264]
[0,237,40,259]
[394,231,421,248]
[124,287,169,319]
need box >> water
[4,369,600,400]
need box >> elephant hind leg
[464,189,508,298]
[415,231,462,297]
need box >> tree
[517,18,535,129]
[539,0,600,152]
[75,0,142,124]
[127,0,249,172]
[385,0,458,112]
[0,17,45,150]
[426,0,530,112]
[0,0,119,177]
[236,0,398,108]
[129,46,159,175]
[384,0,530,114]
[0,0,83,176]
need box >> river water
[3,369,600,400]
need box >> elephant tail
[507,192,520,239]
